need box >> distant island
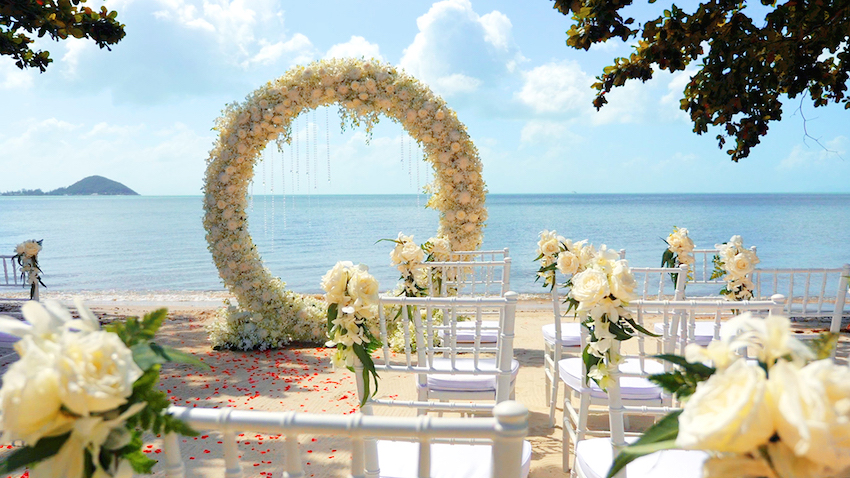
[1,176,139,196]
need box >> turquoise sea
[1,194,848,294]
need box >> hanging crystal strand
[262,150,267,243]
[304,111,310,194]
[249,178,254,214]
[313,110,318,189]
[326,107,331,183]
[400,125,404,167]
[408,133,412,187]
[295,115,300,192]
[270,147,275,252]
[281,146,287,230]
[417,143,421,213]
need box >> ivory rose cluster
[665,227,695,266]
[0,300,143,478]
[203,58,487,350]
[712,235,760,300]
[321,261,381,368]
[675,313,850,478]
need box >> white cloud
[0,59,34,90]
[588,79,649,125]
[479,11,511,50]
[660,67,697,122]
[516,60,593,113]
[778,136,848,170]
[399,0,522,97]
[519,120,582,145]
[61,38,94,78]
[246,34,316,67]
[325,36,383,61]
[433,74,482,95]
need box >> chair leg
[548,371,559,428]
[562,391,571,473]
[576,393,590,444]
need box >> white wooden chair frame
[163,400,528,478]
[376,293,519,408]
[544,265,688,428]
[0,254,38,302]
[573,340,708,478]
[688,246,757,285]
[448,248,510,262]
[749,264,850,333]
[426,259,511,298]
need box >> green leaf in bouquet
[649,354,715,398]
[375,238,401,245]
[532,253,544,262]
[623,317,661,337]
[582,345,603,387]
[148,342,210,369]
[327,303,338,332]
[653,354,716,377]
[352,342,380,406]
[607,411,682,478]
[131,343,168,370]
[808,332,839,360]
[607,320,633,341]
[0,432,71,475]
[661,248,675,268]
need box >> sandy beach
[1,294,847,478]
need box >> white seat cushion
[558,358,663,400]
[653,321,717,345]
[442,321,500,343]
[377,439,532,478]
[422,358,520,392]
[541,322,583,347]
[575,437,707,478]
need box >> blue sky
[1,0,847,195]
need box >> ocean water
[1,194,848,295]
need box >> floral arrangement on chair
[0,300,206,478]
[321,261,381,405]
[12,239,46,300]
[661,227,694,282]
[711,235,760,300]
[533,230,597,291]
[565,247,656,388]
[609,314,849,478]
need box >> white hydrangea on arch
[203,57,488,349]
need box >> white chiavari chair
[163,399,530,478]
[377,293,520,408]
[750,264,850,335]
[545,265,688,427]
[571,340,708,478]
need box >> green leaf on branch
[327,303,338,332]
[624,317,660,337]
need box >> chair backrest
[630,265,688,302]
[689,246,758,285]
[1,255,20,287]
[372,293,519,407]
[448,248,509,262]
[426,259,511,298]
[750,265,850,332]
[162,401,528,478]
[633,294,785,356]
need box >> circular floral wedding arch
[203,58,488,349]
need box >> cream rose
[321,261,352,304]
[400,240,424,263]
[0,342,73,444]
[725,252,755,279]
[609,260,637,302]
[676,359,774,453]
[569,269,610,309]
[56,330,143,416]
[347,267,379,312]
[769,359,850,473]
[23,241,41,257]
[556,251,579,276]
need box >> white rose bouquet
[0,300,207,478]
[381,232,428,297]
[711,235,760,300]
[661,227,695,283]
[565,246,657,388]
[533,230,569,290]
[609,314,848,478]
[321,262,381,405]
[422,236,454,295]
[12,239,46,300]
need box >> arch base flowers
[203,58,488,349]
